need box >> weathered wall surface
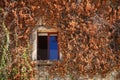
[37,66,120,80]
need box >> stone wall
[35,65,120,80]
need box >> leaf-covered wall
[0,0,120,79]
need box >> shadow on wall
[110,20,120,52]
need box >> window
[31,27,61,62]
[37,32,59,60]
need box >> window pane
[37,36,48,60]
[49,36,58,60]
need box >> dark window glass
[37,36,48,60]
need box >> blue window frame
[49,36,58,60]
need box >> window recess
[37,32,59,60]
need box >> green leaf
[0,7,3,11]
